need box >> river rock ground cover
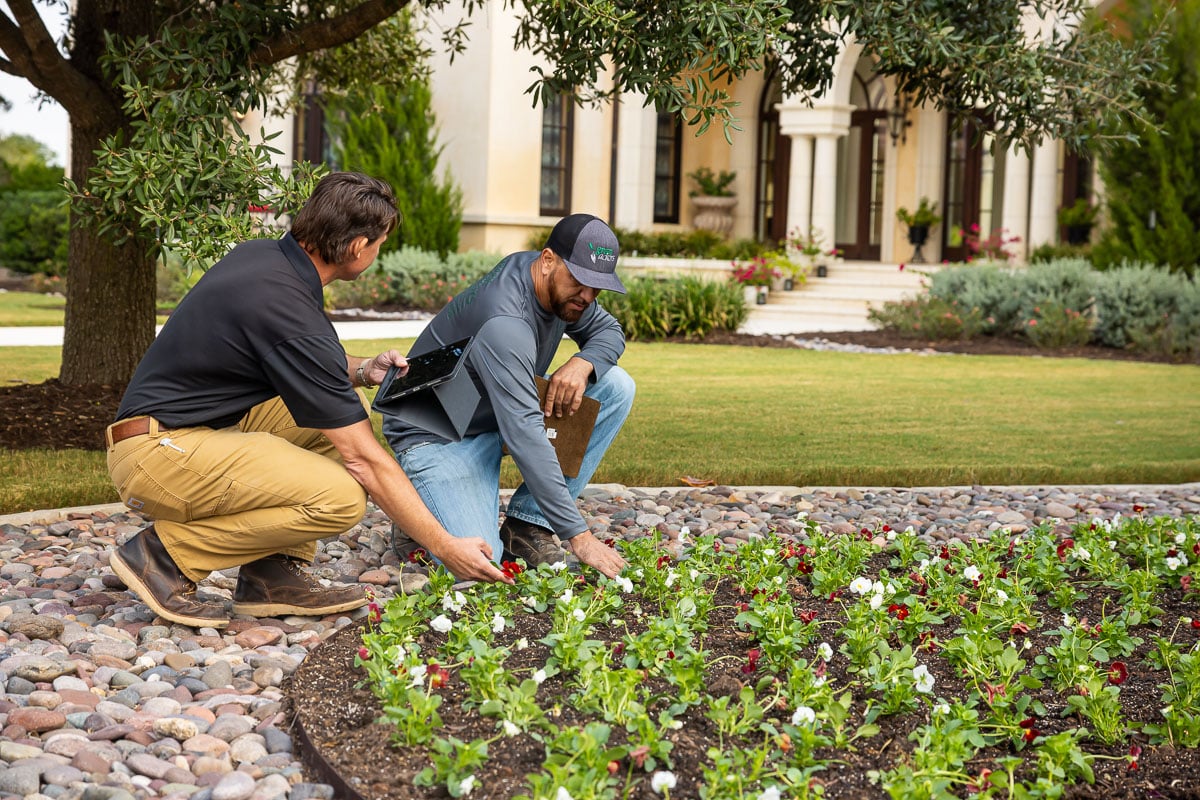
[290,494,1200,800]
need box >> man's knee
[597,365,636,412]
[314,473,368,531]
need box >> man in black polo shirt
[106,172,509,629]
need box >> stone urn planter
[691,195,737,237]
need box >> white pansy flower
[1167,556,1182,571]
[555,788,573,800]
[668,719,683,730]
[1062,613,1073,628]
[813,675,826,687]
[764,548,776,557]
[549,561,569,571]
[691,569,701,581]
[665,571,678,588]
[1075,546,1091,561]
[409,664,428,687]
[791,706,816,726]
[1176,533,1188,545]
[521,595,538,608]
[934,702,950,715]
[1109,540,1117,550]
[759,787,782,800]
[442,591,466,614]
[869,591,884,610]
[430,614,453,634]
[917,559,930,573]
[872,580,885,595]
[572,608,586,622]
[994,589,1009,603]
[817,642,833,661]
[651,772,677,793]
[532,669,547,684]
[560,588,574,604]
[459,776,477,796]
[773,576,784,585]
[516,637,529,650]
[492,613,506,633]
[502,720,520,736]
[913,664,935,694]
[963,565,981,582]
[614,575,633,593]
[795,511,809,521]
[849,577,872,595]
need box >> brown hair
[290,172,399,264]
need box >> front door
[942,121,985,263]
[836,110,886,260]
[756,79,791,244]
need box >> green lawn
[2,339,1198,515]
[0,290,68,326]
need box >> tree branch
[0,0,107,118]
[250,0,412,67]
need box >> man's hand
[566,530,626,578]
[545,357,593,418]
[362,350,407,388]
[432,536,514,585]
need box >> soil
[286,555,1200,799]
[0,328,1188,452]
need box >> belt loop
[148,417,161,437]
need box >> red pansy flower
[888,603,909,620]
[1108,661,1129,685]
[357,647,370,661]
[1057,539,1075,561]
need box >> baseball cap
[545,214,626,294]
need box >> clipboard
[505,376,600,478]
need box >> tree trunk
[59,121,157,385]
[57,0,160,386]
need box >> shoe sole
[231,595,369,618]
[110,551,229,629]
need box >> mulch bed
[1,330,1189,452]
[287,564,1200,799]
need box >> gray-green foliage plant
[894,260,1200,358]
[324,33,464,257]
[375,246,499,312]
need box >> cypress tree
[1093,0,1199,275]
[325,79,463,256]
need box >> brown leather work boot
[231,554,368,617]
[500,517,567,568]
[110,526,229,629]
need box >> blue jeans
[395,366,635,561]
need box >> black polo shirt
[116,233,368,431]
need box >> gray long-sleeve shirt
[382,250,625,539]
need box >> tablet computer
[374,337,473,404]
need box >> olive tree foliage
[0,0,1166,385]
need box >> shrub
[599,276,747,341]
[866,295,986,341]
[928,264,1022,335]
[1023,302,1094,349]
[1007,259,1096,329]
[0,189,68,276]
[1030,243,1093,265]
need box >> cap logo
[588,242,616,264]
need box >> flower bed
[297,513,1200,798]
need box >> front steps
[742,261,934,335]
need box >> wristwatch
[356,364,375,389]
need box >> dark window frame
[652,112,683,223]
[540,94,575,216]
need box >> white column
[1027,139,1059,250]
[1001,146,1031,263]
[786,134,814,238]
[613,95,657,231]
[811,134,839,244]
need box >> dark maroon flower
[357,647,370,661]
[1057,539,1075,561]
[656,555,672,570]
[888,603,909,620]
[367,602,381,624]
[1108,662,1129,685]
[798,610,817,623]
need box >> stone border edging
[5,483,1197,527]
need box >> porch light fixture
[887,94,911,146]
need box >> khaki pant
[106,396,367,582]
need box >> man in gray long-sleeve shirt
[382,214,634,578]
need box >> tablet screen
[379,337,472,401]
